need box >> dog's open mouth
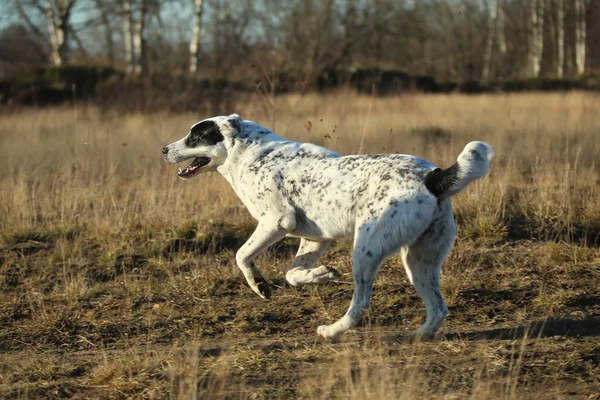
[178,157,211,178]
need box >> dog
[162,114,492,339]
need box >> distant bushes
[1,65,599,110]
[0,65,120,106]
[455,77,600,93]
[0,65,242,112]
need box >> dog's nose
[162,146,169,155]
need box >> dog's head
[162,114,241,179]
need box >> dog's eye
[186,121,224,147]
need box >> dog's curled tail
[425,141,493,199]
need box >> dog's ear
[227,114,242,132]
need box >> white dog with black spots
[162,114,493,339]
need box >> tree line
[1,0,598,88]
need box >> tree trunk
[57,2,73,65]
[574,0,586,75]
[556,0,564,78]
[123,0,133,74]
[496,0,507,79]
[527,0,536,77]
[565,34,573,76]
[45,0,61,66]
[537,0,545,76]
[482,0,497,83]
[496,0,506,56]
[139,0,148,75]
[189,0,204,74]
[213,0,223,79]
[527,0,544,78]
[132,2,143,75]
[94,0,115,64]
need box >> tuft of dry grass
[1,92,599,398]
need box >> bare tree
[16,0,78,66]
[212,0,224,78]
[189,0,204,74]
[496,0,507,77]
[482,0,497,82]
[94,0,115,64]
[9,0,592,89]
[556,0,564,77]
[574,0,586,75]
[132,0,147,75]
[527,0,545,77]
[433,0,470,82]
[45,0,62,65]
[52,0,77,65]
[123,0,149,75]
[123,0,133,73]
[536,0,545,77]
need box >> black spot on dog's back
[186,120,224,148]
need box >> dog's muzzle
[161,144,212,178]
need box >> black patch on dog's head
[185,121,224,148]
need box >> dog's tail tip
[425,141,493,199]
[460,141,494,164]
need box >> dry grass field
[1,91,599,399]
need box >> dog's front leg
[236,218,294,300]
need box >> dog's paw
[317,324,340,340]
[287,266,341,286]
[317,325,329,337]
[250,276,272,300]
[310,265,341,282]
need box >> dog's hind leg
[316,196,437,339]
[317,242,384,338]
[236,219,294,300]
[401,204,456,338]
[317,220,388,339]
[286,239,340,286]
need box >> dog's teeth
[178,167,183,173]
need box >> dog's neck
[217,121,290,194]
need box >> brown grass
[0,91,599,399]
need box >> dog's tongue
[178,164,199,177]
[178,157,210,177]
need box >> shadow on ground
[443,316,600,341]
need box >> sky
[0,0,270,55]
